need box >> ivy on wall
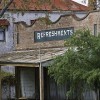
[1,71,15,84]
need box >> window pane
[20,68,35,99]
[0,29,5,41]
[0,31,4,40]
[94,24,97,36]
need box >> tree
[48,29,100,100]
[88,0,97,10]
[0,0,14,17]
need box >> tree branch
[0,0,14,17]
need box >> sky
[72,0,88,6]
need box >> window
[17,32,19,44]
[0,28,5,41]
[94,24,97,36]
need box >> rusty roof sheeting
[0,0,88,11]
[0,19,10,26]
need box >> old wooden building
[0,10,100,100]
[0,0,100,100]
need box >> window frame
[0,28,5,42]
[94,24,97,36]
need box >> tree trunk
[0,0,14,17]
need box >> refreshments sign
[34,27,74,42]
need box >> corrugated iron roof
[0,19,10,26]
[0,48,67,66]
[0,0,88,11]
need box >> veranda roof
[0,48,66,67]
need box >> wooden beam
[0,62,39,67]
[0,66,1,100]
[15,66,20,99]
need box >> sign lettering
[34,27,74,42]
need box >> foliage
[1,71,15,86]
[1,71,14,80]
[88,0,97,10]
[48,29,100,99]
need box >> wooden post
[39,48,44,100]
[0,66,2,100]
[15,66,20,99]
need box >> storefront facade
[0,11,100,100]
